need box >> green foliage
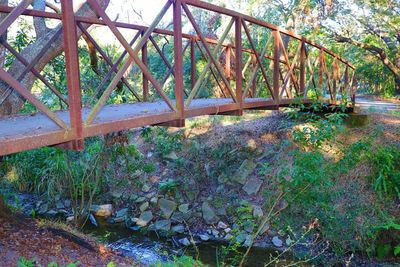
[17,258,78,267]
[292,113,347,150]
[156,255,204,267]
[142,127,184,157]
[367,146,400,199]
[374,222,400,259]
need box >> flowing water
[84,222,282,266]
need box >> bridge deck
[0,98,281,155]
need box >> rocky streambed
[5,191,301,266]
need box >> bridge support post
[235,17,243,115]
[299,39,306,97]
[61,0,84,150]
[190,39,196,89]
[173,0,185,127]
[351,71,357,105]
[142,33,149,102]
[273,30,280,109]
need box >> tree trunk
[395,75,400,95]
[0,0,110,116]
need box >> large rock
[158,198,177,218]
[178,203,189,213]
[232,159,256,184]
[252,205,264,218]
[115,208,128,218]
[91,204,113,217]
[154,219,171,231]
[135,211,153,227]
[202,202,218,224]
[242,178,263,195]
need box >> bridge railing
[0,0,356,154]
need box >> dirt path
[355,96,400,113]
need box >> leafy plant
[367,146,400,199]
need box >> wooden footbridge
[0,0,356,156]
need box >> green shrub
[367,146,400,199]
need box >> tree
[0,0,110,116]
[327,0,400,94]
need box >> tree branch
[334,33,400,76]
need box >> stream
[83,221,282,266]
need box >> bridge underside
[0,97,323,156]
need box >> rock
[244,223,254,233]
[154,219,171,231]
[130,225,141,231]
[149,175,161,184]
[178,237,191,246]
[115,208,128,218]
[242,178,263,195]
[147,152,153,158]
[244,235,252,247]
[130,194,138,201]
[135,197,146,203]
[267,229,277,237]
[145,192,156,199]
[272,236,283,247]
[91,204,113,217]
[236,233,247,244]
[178,203,189,213]
[172,224,185,234]
[46,209,57,216]
[64,199,71,208]
[211,229,219,238]
[216,207,227,216]
[142,184,151,193]
[216,185,225,193]
[202,202,218,224]
[198,233,210,241]
[252,205,264,218]
[232,159,256,184]
[286,237,293,246]
[38,203,48,215]
[66,216,74,223]
[164,151,178,160]
[150,196,158,205]
[88,214,98,227]
[111,192,122,199]
[139,202,149,212]
[136,211,153,227]
[217,221,228,229]
[158,198,177,219]
[224,228,231,233]
[55,201,64,209]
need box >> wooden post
[235,17,243,114]
[333,57,338,101]
[142,33,149,101]
[319,48,324,99]
[190,39,196,89]
[173,0,185,126]
[273,30,280,107]
[299,39,306,97]
[61,0,83,150]
[351,71,356,105]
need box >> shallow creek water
[84,222,282,266]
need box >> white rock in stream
[179,238,191,246]
[90,204,113,217]
[272,236,283,247]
